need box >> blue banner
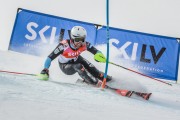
[96,27,179,80]
[9,8,179,81]
[9,9,97,56]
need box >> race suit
[44,39,111,84]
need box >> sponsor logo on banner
[110,39,166,64]
[25,22,57,44]
[9,9,96,57]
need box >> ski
[105,85,134,97]
[134,92,152,100]
[107,86,152,100]
[76,79,152,100]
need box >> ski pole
[0,70,37,76]
[108,62,172,86]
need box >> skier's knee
[73,63,85,73]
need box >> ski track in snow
[0,50,180,120]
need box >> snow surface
[0,49,180,120]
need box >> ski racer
[39,26,112,86]
[38,26,152,100]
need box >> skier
[39,26,112,86]
[38,26,151,100]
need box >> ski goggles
[74,37,85,43]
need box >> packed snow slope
[0,48,180,120]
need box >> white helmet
[71,26,87,43]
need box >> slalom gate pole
[101,0,110,89]
[108,62,172,86]
[0,70,37,76]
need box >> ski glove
[37,68,49,81]
[94,51,106,63]
[41,68,49,76]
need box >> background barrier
[9,8,180,81]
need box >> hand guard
[41,68,49,76]
[37,69,49,81]
[94,51,106,63]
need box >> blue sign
[96,27,179,80]
[9,8,179,81]
[9,9,97,56]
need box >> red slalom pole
[0,70,37,76]
[109,62,172,86]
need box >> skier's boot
[98,72,112,82]
[96,80,102,88]
[81,72,98,85]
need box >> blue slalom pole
[102,0,110,89]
